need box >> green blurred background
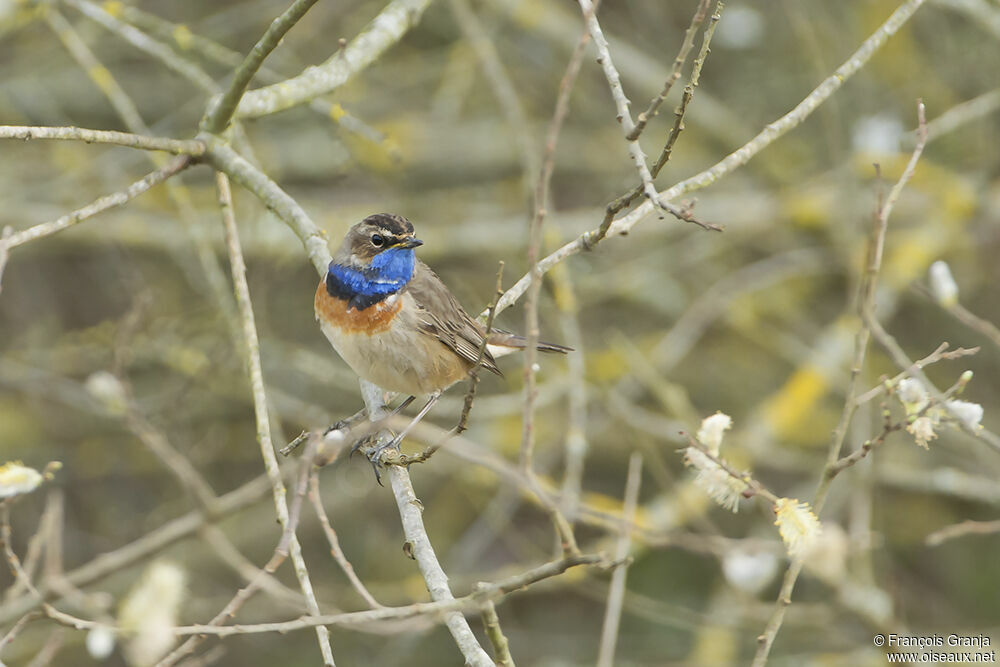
[1,0,998,665]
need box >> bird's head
[326,214,423,308]
[336,213,423,267]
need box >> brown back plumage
[406,260,504,376]
[404,260,570,377]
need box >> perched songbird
[315,213,570,448]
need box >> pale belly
[315,286,469,396]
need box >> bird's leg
[348,395,415,458]
[367,391,442,472]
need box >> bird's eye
[370,234,385,247]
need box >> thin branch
[384,464,494,666]
[1,503,97,643]
[551,260,588,524]
[0,227,10,295]
[67,0,219,94]
[457,261,505,434]
[853,342,979,406]
[173,554,606,636]
[215,172,335,666]
[43,7,149,132]
[925,519,1000,547]
[920,86,1000,144]
[449,0,538,192]
[478,593,515,667]
[914,282,1000,351]
[513,8,590,559]
[45,4,243,343]
[235,0,434,119]
[596,452,643,667]
[628,0,712,141]
[752,99,928,667]
[0,126,204,155]
[157,441,317,667]
[575,0,670,219]
[112,4,394,151]
[0,471,277,625]
[122,395,219,510]
[202,137,331,275]
[589,0,724,245]
[4,156,192,250]
[202,0,321,133]
[488,0,929,319]
[0,611,42,657]
[308,471,385,609]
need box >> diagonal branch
[235,0,434,119]
[487,0,929,320]
[216,172,336,666]
[3,156,192,251]
[202,0,322,133]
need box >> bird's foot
[348,429,400,485]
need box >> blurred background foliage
[1,0,999,665]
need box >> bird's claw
[349,430,400,485]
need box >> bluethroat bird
[315,213,570,466]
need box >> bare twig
[628,0,712,141]
[44,5,242,342]
[202,138,331,275]
[478,593,515,667]
[216,172,335,666]
[925,519,1000,547]
[752,99,929,667]
[0,471,278,625]
[457,261,505,434]
[489,0,929,319]
[589,0,724,245]
[921,87,1000,144]
[551,259,588,523]
[122,396,218,510]
[202,0,321,133]
[0,611,42,657]
[0,226,10,294]
[513,6,588,558]
[449,0,538,192]
[67,0,218,94]
[596,452,643,667]
[172,553,606,636]
[111,4,393,151]
[914,282,1000,351]
[853,342,979,406]
[0,125,204,155]
[308,471,385,609]
[576,0,683,223]
[384,464,494,666]
[235,0,434,118]
[4,156,192,250]
[157,440,318,667]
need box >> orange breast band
[315,281,402,334]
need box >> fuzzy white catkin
[86,626,116,660]
[696,413,732,455]
[119,561,185,667]
[929,260,959,306]
[0,462,43,498]
[722,548,779,595]
[945,399,984,430]
[897,378,928,408]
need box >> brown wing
[405,260,503,376]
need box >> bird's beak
[395,237,423,249]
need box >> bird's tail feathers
[486,330,572,355]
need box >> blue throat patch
[325,247,415,311]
